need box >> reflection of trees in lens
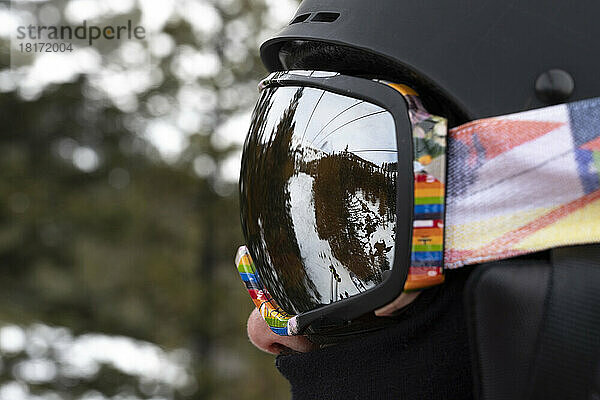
[305,152,396,283]
[240,87,321,314]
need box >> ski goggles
[236,70,600,336]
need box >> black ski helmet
[260,0,599,121]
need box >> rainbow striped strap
[235,246,296,335]
[389,84,448,291]
[445,97,600,267]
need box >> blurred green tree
[0,0,298,398]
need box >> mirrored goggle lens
[240,85,399,315]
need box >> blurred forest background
[0,0,299,398]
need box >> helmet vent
[311,12,340,23]
[290,13,311,24]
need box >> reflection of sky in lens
[262,86,397,166]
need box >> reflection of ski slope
[287,173,395,304]
[288,173,361,301]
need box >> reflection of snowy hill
[287,167,396,304]
[295,145,397,171]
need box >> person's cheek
[374,291,420,316]
[247,309,317,354]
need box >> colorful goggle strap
[393,86,600,276]
[445,97,600,268]
[235,246,298,335]
[388,84,448,291]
